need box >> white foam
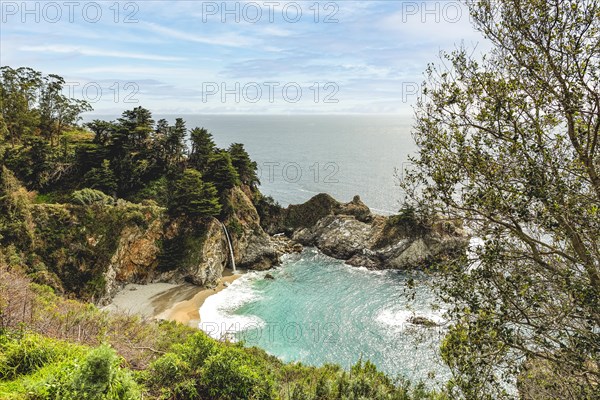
[375,308,413,332]
[199,272,266,340]
[375,308,447,332]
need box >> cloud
[140,22,258,48]
[20,45,184,61]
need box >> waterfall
[220,222,237,273]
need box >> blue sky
[1,1,489,114]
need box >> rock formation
[262,194,468,270]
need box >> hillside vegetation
[0,66,446,399]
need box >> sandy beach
[103,271,241,328]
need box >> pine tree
[228,143,259,187]
[205,151,239,193]
[84,159,117,195]
[165,118,187,167]
[189,127,216,172]
[169,169,221,218]
[117,107,154,148]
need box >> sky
[0,0,490,114]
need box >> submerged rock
[408,316,440,327]
[265,273,275,280]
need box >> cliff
[0,168,281,304]
[225,186,280,270]
[1,166,465,306]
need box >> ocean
[200,249,450,384]
[86,114,418,214]
[85,113,445,382]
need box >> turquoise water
[200,248,450,384]
[83,114,446,380]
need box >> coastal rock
[294,215,372,259]
[260,193,344,235]
[101,215,164,303]
[270,194,469,270]
[227,186,280,270]
[337,195,372,223]
[408,316,440,327]
[271,234,302,256]
[184,218,227,286]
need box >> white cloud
[140,22,258,48]
[20,45,184,61]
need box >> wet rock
[275,194,469,270]
[408,316,440,327]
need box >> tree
[117,106,154,148]
[84,159,117,196]
[38,74,91,145]
[86,120,116,145]
[165,117,187,167]
[0,66,41,145]
[189,127,216,171]
[403,0,600,398]
[0,115,8,142]
[205,151,239,193]
[228,143,259,187]
[0,67,90,147]
[169,169,221,218]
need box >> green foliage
[71,344,141,400]
[0,66,42,144]
[84,159,117,195]
[0,67,91,147]
[147,332,276,400]
[402,0,600,397]
[146,332,216,398]
[70,188,115,206]
[205,151,240,193]
[200,345,276,400]
[168,169,221,218]
[386,204,432,239]
[228,143,259,187]
[37,73,92,145]
[158,223,207,272]
[132,177,169,206]
[188,127,216,172]
[0,334,140,400]
[0,333,81,380]
[0,166,35,248]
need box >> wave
[375,307,446,333]
[199,272,267,340]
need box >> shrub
[70,188,114,206]
[146,331,217,399]
[70,344,141,400]
[199,346,276,400]
[0,333,74,380]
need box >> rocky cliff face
[266,195,468,270]
[104,186,283,303]
[25,186,284,304]
[181,218,228,286]
[25,200,232,305]
[101,215,164,302]
[226,186,280,270]
[154,217,229,287]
